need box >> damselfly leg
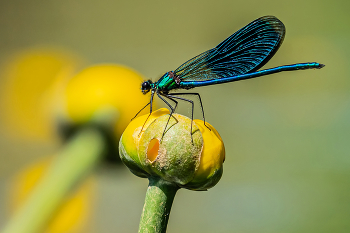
[137,91,155,136]
[168,92,211,131]
[131,102,150,121]
[156,93,179,141]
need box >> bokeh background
[0,0,349,232]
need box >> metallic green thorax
[154,72,179,94]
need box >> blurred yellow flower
[63,64,151,137]
[0,47,83,141]
[10,157,94,233]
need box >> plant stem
[2,127,106,233]
[139,177,179,233]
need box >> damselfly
[134,16,324,139]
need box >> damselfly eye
[141,80,151,94]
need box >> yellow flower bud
[119,109,225,190]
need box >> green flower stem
[139,177,179,233]
[2,127,106,233]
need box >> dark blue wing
[174,16,285,81]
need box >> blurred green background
[0,0,349,232]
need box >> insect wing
[174,16,285,82]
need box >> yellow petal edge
[190,120,225,189]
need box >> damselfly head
[141,80,152,94]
